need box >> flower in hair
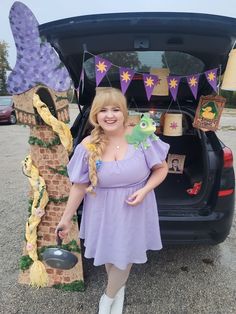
[35,207,45,218]
[85,143,97,153]
[96,159,102,170]
[26,243,34,251]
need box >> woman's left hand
[126,188,148,206]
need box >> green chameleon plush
[126,114,159,149]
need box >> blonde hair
[86,87,128,194]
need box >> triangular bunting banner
[119,67,135,94]
[84,51,220,101]
[187,74,200,99]
[143,74,159,101]
[205,68,218,92]
[167,76,181,101]
[95,56,112,86]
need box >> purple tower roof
[7,2,72,94]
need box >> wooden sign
[193,95,226,131]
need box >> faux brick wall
[19,125,84,287]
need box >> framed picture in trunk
[167,154,186,174]
[193,95,226,131]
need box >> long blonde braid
[86,126,108,194]
[86,87,128,194]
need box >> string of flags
[77,53,219,101]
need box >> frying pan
[42,228,78,270]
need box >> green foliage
[28,199,33,216]
[53,280,85,292]
[0,41,11,95]
[65,240,81,253]
[162,51,204,75]
[28,135,61,148]
[85,51,141,78]
[19,255,33,271]
[48,196,69,204]
[39,240,81,255]
[36,186,46,208]
[72,215,78,223]
[48,165,68,177]
[220,90,236,108]
[102,51,141,70]
[55,95,68,102]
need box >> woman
[56,87,169,314]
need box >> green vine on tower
[28,135,61,148]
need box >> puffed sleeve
[142,137,170,169]
[67,144,90,184]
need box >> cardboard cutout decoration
[193,95,226,131]
[7,2,84,290]
[150,68,170,96]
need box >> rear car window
[84,51,205,81]
[0,97,12,106]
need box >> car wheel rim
[10,114,16,124]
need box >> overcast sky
[2,0,236,67]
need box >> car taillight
[223,147,233,168]
[218,147,235,197]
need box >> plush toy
[126,114,158,149]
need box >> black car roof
[39,12,236,104]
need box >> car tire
[9,113,17,125]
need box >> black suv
[40,12,235,245]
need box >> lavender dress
[67,137,170,270]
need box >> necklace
[116,145,120,149]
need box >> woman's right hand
[55,219,72,240]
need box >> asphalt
[0,109,235,314]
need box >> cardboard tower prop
[7,2,84,289]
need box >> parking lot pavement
[0,111,235,314]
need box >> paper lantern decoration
[163,113,183,136]
[221,49,236,91]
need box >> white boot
[110,286,125,314]
[98,293,114,314]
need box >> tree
[0,41,11,95]
[162,51,203,75]
[84,51,142,79]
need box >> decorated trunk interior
[157,133,205,205]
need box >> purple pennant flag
[119,67,135,94]
[95,56,112,86]
[187,74,200,99]
[143,74,159,101]
[167,76,181,101]
[205,68,218,92]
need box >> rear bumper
[160,193,235,245]
[0,113,11,123]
